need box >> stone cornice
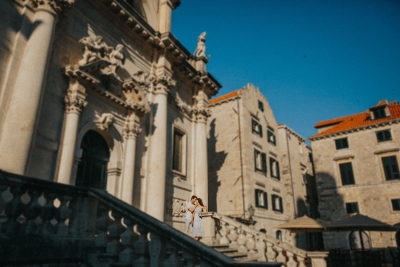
[278,124,306,143]
[209,95,241,107]
[309,118,400,141]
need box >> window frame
[255,189,268,209]
[345,202,359,214]
[254,148,267,173]
[335,137,349,150]
[382,155,400,181]
[270,157,280,180]
[272,194,283,213]
[252,119,263,137]
[376,129,392,142]
[172,127,187,175]
[391,199,400,211]
[258,100,264,112]
[373,108,386,120]
[339,162,355,186]
[267,127,276,145]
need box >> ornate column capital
[124,114,141,139]
[193,107,210,124]
[150,74,176,95]
[64,91,87,114]
[30,0,75,16]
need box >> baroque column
[121,111,141,204]
[146,74,175,221]
[0,0,74,174]
[56,78,87,185]
[193,89,210,205]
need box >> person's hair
[191,195,197,200]
[197,198,204,206]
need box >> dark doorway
[76,130,110,189]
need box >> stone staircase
[0,170,281,267]
[211,244,258,263]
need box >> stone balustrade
[0,170,281,267]
[201,212,328,267]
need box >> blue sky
[171,0,400,143]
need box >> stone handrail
[0,170,281,267]
[201,212,328,267]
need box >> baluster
[237,229,247,254]
[286,251,298,267]
[39,191,57,235]
[163,242,183,267]
[276,247,287,266]
[246,233,256,258]
[95,203,112,248]
[119,217,137,263]
[255,236,267,261]
[297,256,307,267]
[132,224,149,266]
[218,222,229,245]
[227,225,238,248]
[24,189,42,235]
[106,210,124,254]
[0,184,9,234]
[149,232,165,267]
[266,242,277,262]
[55,194,72,236]
[5,186,26,236]
[180,249,197,267]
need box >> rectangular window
[382,156,400,180]
[335,138,349,150]
[339,162,355,185]
[373,108,386,119]
[346,202,359,214]
[270,157,280,180]
[267,128,276,145]
[172,130,184,172]
[391,199,400,211]
[254,149,267,173]
[258,100,264,112]
[376,129,392,142]
[255,189,267,209]
[272,194,283,213]
[252,119,263,137]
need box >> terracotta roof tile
[310,101,400,139]
[209,89,241,104]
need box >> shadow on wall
[207,118,227,212]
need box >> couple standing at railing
[185,195,207,241]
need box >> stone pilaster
[121,112,141,204]
[146,73,175,221]
[0,0,74,174]
[193,105,210,206]
[56,80,87,185]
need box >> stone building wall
[311,108,400,249]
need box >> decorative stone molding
[193,107,210,123]
[64,91,87,114]
[122,74,150,117]
[29,0,74,15]
[123,115,141,139]
[78,35,124,78]
[175,92,192,116]
[171,198,186,217]
[96,113,114,131]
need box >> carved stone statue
[78,35,108,66]
[97,113,114,131]
[194,32,206,57]
[109,44,124,74]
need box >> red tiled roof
[209,89,241,104]
[310,101,400,139]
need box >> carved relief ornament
[64,91,87,114]
[123,115,141,139]
[96,113,114,131]
[29,0,75,15]
[150,73,176,95]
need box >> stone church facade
[310,100,400,249]
[207,84,317,248]
[0,0,221,229]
